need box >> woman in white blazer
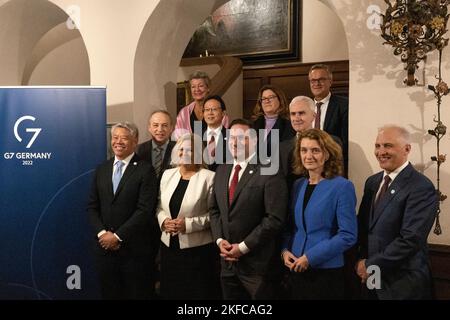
[157,133,220,299]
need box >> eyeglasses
[203,108,222,113]
[309,78,330,85]
[260,95,278,103]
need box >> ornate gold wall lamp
[380,0,449,234]
[380,0,449,86]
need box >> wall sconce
[380,0,449,86]
[381,1,450,234]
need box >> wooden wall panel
[243,60,349,119]
[429,244,450,299]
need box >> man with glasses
[203,95,230,171]
[309,64,348,175]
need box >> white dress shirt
[314,92,331,130]
[376,161,409,199]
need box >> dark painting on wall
[183,0,301,64]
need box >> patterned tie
[208,133,216,159]
[374,175,391,209]
[154,146,163,178]
[314,102,323,129]
[112,160,124,194]
[228,165,241,205]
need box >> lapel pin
[133,162,137,166]
[249,170,254,174]
[391,189,395,194]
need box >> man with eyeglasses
[309,64,348,175]
[203,95,230,171]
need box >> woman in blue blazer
[281,128,357,299]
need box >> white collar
[315,92,331,105]
[114,152,134,166]
[383,161,409,182]
[207,126,222,137]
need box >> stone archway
[134,0,228,138]
[0,0,90,85]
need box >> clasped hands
[355,259,369,283]
[98,231,121,251]
[282,250,309,272]
[163,217,186,236]
[219,240,242,262]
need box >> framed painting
[183,0,301,64]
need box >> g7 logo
[14,116,42,149]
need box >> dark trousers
[221,271,274,300]
[96,252,154,300]
[290,267,345,300]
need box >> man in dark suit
[356,125,437,299]
[279,96,342,188]
[309,64,348,174]
[202,95,230,171]
[210,118,288,300]
[136,110,175,179]
[87,122,158,299]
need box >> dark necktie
[228,164,241,205]
[154,146,163,178]
[208,133,216,158]
[112,161,124,194]
[314,102,323,129]
[374,175,391,209]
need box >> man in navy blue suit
[309,64,348,175]
[356,125,437,299]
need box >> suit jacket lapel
[106,159,115,197]
[323,95,336,132]
[370,164,413,229]
[161,141,175,171]
[221,165,233,211]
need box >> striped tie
[154,146,163,178]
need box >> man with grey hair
[88,122,158,299]
[356,125,437,299]
[136,110,175,179]
[279,96,342,188]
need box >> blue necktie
[113,161,124,194]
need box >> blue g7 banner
[0,87,106,299]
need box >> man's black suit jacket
[210,161,288,275]
[136,139,176,176]
[87,154,158,257]
[323,94,348,171]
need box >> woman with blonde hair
[174,71,229,139]
[157,133,220,299]
[281,128,357,299]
